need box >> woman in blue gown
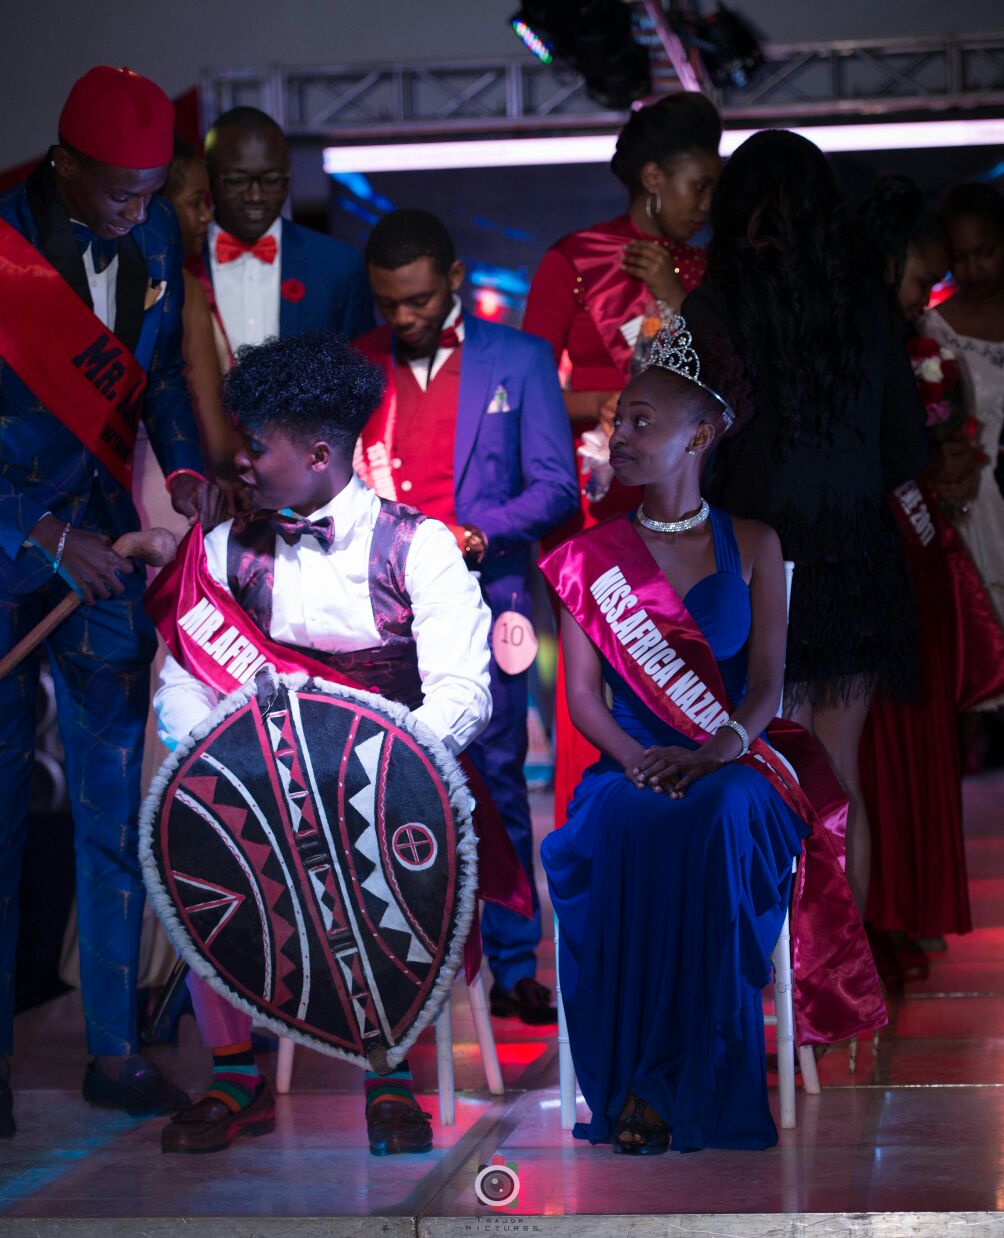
[540,325,810,1154]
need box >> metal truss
[200,29,1004,138]
[711,31,1004,118]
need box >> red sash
[540,515,887,1044]
[353,329,401,501]
[145,524,534,969]
[890,480,1004,711]
[145,523,360,695]
[556,217,706,385]
[0,218,147,489]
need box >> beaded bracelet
[52,523,71,576]
[716,717,750,758]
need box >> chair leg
[276,1037,295,1095]
[772,908,797,1130]
[467,972,504,1095]
[435,996,456,1126]
[555,917,577,1131]
[799,1044,821,1094]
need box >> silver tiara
[645,312,735,430]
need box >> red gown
[522,216,706,825]
[862,481,1004,937]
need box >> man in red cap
[0,65,213,1136]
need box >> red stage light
[477,289,503,320]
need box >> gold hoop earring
[645,190,662,220]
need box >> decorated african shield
[140,671,477,1071]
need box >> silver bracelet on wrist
[716,717,750,758]
[52,523,71,576]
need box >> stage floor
[3,778,1004,1237]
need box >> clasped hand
[620,241,686,308]
[628,744,724,799]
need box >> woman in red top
[523,92,721,822]
[524,92,720,507]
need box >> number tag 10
[491,610,538,675]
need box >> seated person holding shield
[147,330,523,1155]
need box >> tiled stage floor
[3,777,1004,1237]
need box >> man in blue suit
[201,107,373,357]
[0,67,210,1136]
[356,210,579,1023]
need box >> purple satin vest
[226,499,427,709]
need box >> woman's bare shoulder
[729,515,781,556]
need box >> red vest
[391,351,460,526]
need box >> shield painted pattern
[140,673,477,1071]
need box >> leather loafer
[366,1098,433,1156]
[0,1074,14,1138]
[162,1083,275,1153]
[490,978,558,1025]
[82,1056,190,1116]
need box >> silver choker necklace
[637,499,710,534]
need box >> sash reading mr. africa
[0,219,146,489]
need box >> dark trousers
[468,652,541,991]
[0,569,154,1056]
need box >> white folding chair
[763,562,820,1127]
[274,968,504,1125]
[554,562,819,1132]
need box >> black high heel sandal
[612,1095,670,1156]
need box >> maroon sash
[145,524,534,970]
[0,218,146,488]
[556,217,706,386]
[145,524,355,695]
[540,515,887,1044]
[890,480,1004,711]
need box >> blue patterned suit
[0,160,206,1057]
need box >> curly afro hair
[222,331,386,456]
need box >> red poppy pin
[281,277,306,303]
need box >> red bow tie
[271,514,335,550]
[215,231,278,266]
[439,317,462,350]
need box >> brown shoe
[366,1097,433,1156]
[161,1083,275,1153]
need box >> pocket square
[144,279,166,311]
[487,384,511,414]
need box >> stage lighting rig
[510,1,651,109]
[667,2,764,89]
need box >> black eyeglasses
[218,172,290,194]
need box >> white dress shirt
[208,218,282,350]
[405,295,464,391]
[155,474,492,754]
[75,230,117,331]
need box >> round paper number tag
[491,610,538,675]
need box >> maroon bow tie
[439,315,463,350]
[271,514,335,550]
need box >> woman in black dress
[683,130,929,915]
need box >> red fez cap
[59,66,174,169]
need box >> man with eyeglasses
[202,107,373,361]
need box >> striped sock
[364,1058,418,1108]
[207,1042,262,1113]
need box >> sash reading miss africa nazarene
[540,514,888,1044]
[0,219,147,489]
